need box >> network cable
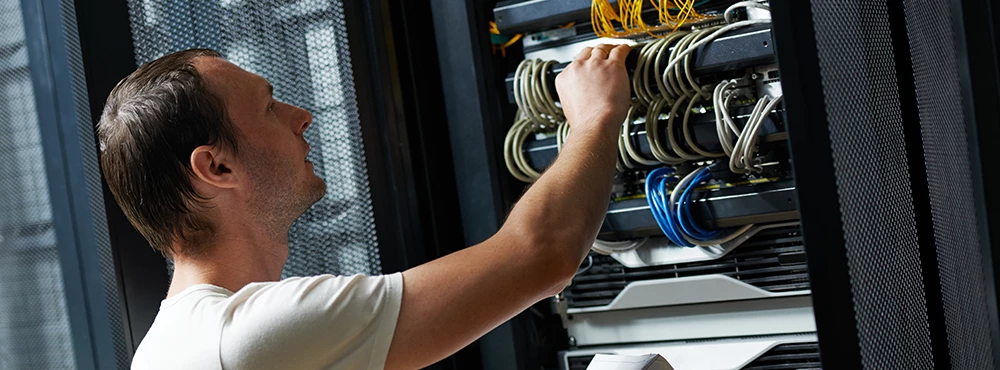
[503,112,544,182]
[714,79,742,157]
[660,2,772,89]
[645,167,691,246]
[645,98,685,165]
[513,58,564,127]
[505,58,569,183]
[633,31,690,108]
[620,105,660,167]
[592,0,712,38]
[675,167,718,240]
[665,95,702,160]
[728,94,783,174]
[671,166,755,246]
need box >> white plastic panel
[566,296,816,346]
[561,333,818,370]
[568,275,810,314]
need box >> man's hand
[556,44,631,133]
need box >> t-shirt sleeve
[219,273,404,370]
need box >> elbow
[543,268,576,298]
[531,239,580,298]
[499,224,584,298]
[538,239,580,297]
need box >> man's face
[195,57,326,228]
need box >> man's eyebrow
[266,82,274,97]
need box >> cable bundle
[632,29,727,166]
[618,104,660,170]
[647,166,754,247]
[653,0,711,33]
[505,58,567,183]
[591,0,656,38]
[513,58,564,127]
[646,167,687,244]
[659,2,772,86]
[633,31,690,107]
[591,0,711,38]
[714,80,783,174]
[556,121,571,153]
[503,112,544,182]
[509,2,773,180]
[729,94,782,173]
[624,2,772,169]
[714,79,742,157]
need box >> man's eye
[268,102,275,112]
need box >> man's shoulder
[131,304,227,370]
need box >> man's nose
[292,105,313,135]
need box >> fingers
[607,44,630,63]
[591,44,614,59]
[576,44,620,61]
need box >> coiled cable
[621,105,660,167]
[646,98,685,165]
[503,112,544,182]
[671,166,755,246]
[682,93,725,158]
[665,94,702,160]
[514,59,564,127]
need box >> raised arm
[386,44,632,370]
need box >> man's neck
[165,233,288,299]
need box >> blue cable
[645,168,673,241]
[645,168,691,247]
[677,168,720,241]
[660,177,690,247]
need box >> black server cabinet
[430,0,1000,369]
[433,1,815,369]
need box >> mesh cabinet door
[807,2,934,368]
[771,0,936,368]
[0,0,76,368]
[904,0,997,368]
[125,0,382,277]
[772,0,1000,368]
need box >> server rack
[432,1,817,368]
[431,0,1000,369]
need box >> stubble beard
[245,152,327,238]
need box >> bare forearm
[501,116,621,265]
[498,44,632,278]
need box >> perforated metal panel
[0,0,77,368]
[905,0,996,368]
[125,0,381,277]
[57,0,133,366]
[810,1,933,368]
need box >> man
[98,43,630,369]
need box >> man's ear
[190,145,239,189]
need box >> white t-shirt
[131,273,404,370]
